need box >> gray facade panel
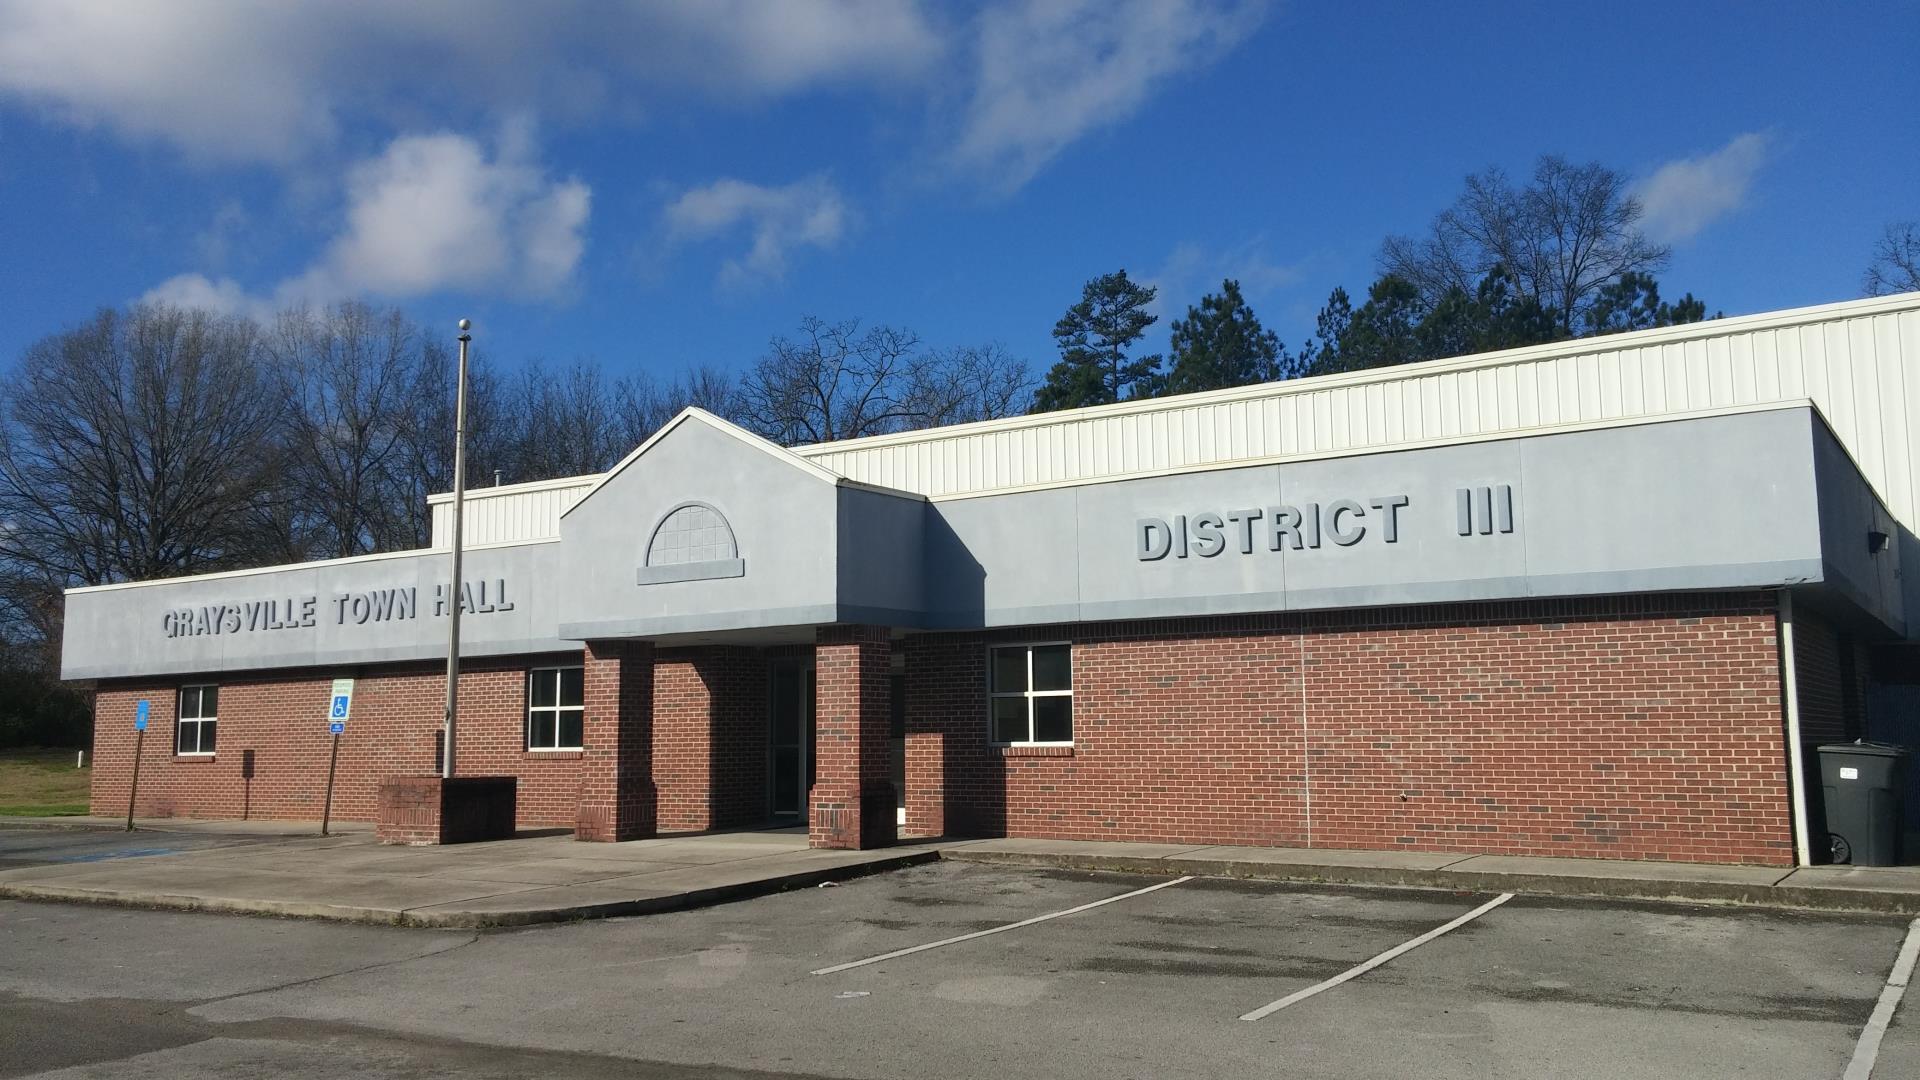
[62,542,569,681]
[1811,418,1905,633]
[836,487,926,618]
[60,406,1906,681]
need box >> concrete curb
[938,848,1920,915]
[0,818,127,832]
[0,849,946,929]
[402,849,945,928]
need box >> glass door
[769,663,814,820]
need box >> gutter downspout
[1779,590,1814,867]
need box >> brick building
[64,293,1920,867]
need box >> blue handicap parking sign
[329,720,345,735]
[330,695,350,719]
[134,700,150,731]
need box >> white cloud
[1636,132,1772,243]
[664,176,849,285]
[0,0,943,165]
[1144,240,1305,322]
[0,2,1268,195]
[952,0,1269,189]
[141,272,264,319]
[142,129,590,316]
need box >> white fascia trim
[427,473,600,505]
[559,408,846,520]
[836,478,929,502]
[64,537,561,596]
[921,399,1824,503]
[790,290,1920,459]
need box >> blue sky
[0,1,1914,382]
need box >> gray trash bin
[1818,741,1909,866]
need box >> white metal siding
[428,482,593,547]
[417,295,1920,543]
[798,299,1920,527]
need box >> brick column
[576,639,656,842]
[810,625,894,849]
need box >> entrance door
[769,662,815,820]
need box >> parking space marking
[810,876,1195,975]
[1844,916,1920,1080]
[1238,891,1515,1021]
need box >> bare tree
[614,365,741,447]
[1381,156,1670,335]
[388,342,516,547]
[265,302,440,560]
[737,316,1032,446]
[0,306,286,588]
[913,343,1033,426]
[1865,221,1920,296]
[506,360,637,479]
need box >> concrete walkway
[0,822,947,927]
[5,819,1920,924]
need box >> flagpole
[442,318,471,779]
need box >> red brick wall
[1791,610,1876,855]
[1794,616,1849,746]
[576,640,654,841]
[654,646,769,832]
[90,653,587,827]
[810,625,893,848]
[905,592,1795,866]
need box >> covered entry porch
[573,625,903,850]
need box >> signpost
[321,678,353,836]
[126,700,150,831]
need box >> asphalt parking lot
[0,823,272,871]
[2,860,1916,1079]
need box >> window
[526,667,585,750]
[988,643,1072,745]
[177,684,217,755]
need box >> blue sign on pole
[329,720,345,735]
[134,699,150,732]
[330,696,350,720]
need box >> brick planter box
[377,776,518,845]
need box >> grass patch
[0,747,90,816]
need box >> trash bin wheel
[1829,833,1853,865]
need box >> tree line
[0,302,1032,744]
[1,152,1913,745]
[1032,156,1724,409]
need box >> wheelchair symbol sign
[327,677,355,724]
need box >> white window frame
[525,666,585,751]
[176,683,217,756]
[987,641,1073,746]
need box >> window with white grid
[987,643,1072,745]
[177,684,217,755]
[526,667,585,750]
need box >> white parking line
[810,875,1194,975]
[1844,916,1920,1080]
[1239,892,1515,1021]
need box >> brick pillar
[810,625,894,849]
[576,639,656,842]
[901,635,947,838]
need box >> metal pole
[443,318,471,780]
[1779,590,1814,866]
[321,731,341,836]
[125,729,144,831]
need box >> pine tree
[1163,279,1283,395]
[1033,270,1161,411]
